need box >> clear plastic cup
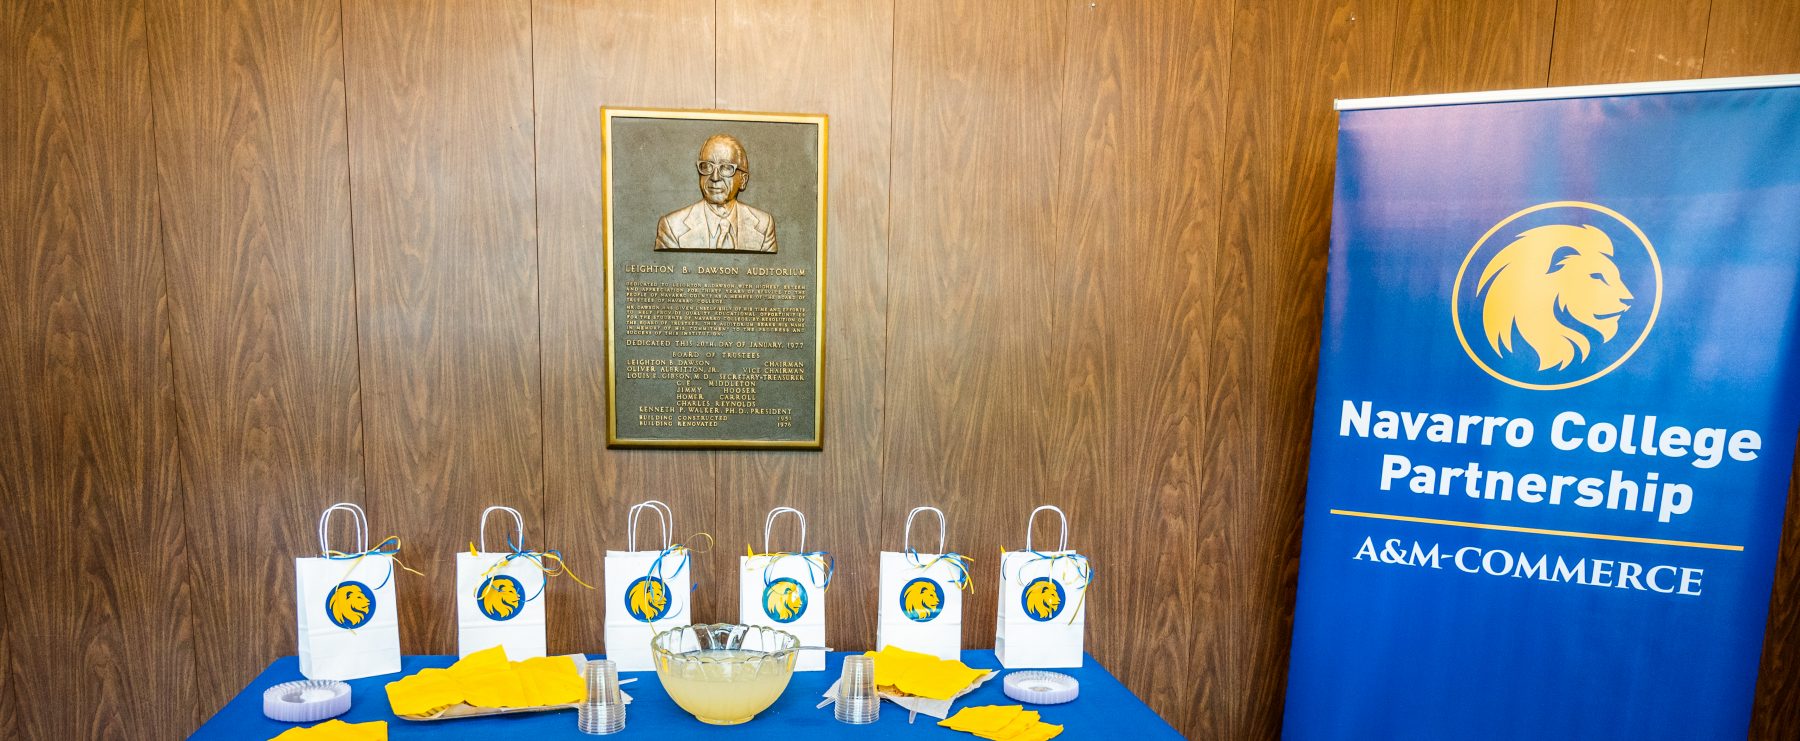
[834,655,879,724]
[578,659,626,735]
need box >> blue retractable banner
[1285,82,1800,740]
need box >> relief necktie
[714,213,735,251]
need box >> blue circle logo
[1452,202,1660,390]
[1022,577,1065,622]
[762,577,807,623]
[901,578,944,622]
[326,580,375,629]
[624,576,671,622]
[475,575,525,621]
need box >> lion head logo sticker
[1022,577,1065,622]
[901,578,943,622]
[327,580,375,629]
[1453,202,1660,390]
[475,575,524,621]
[762,577,807,623]
[625,575,670,622]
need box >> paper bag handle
[479,505,526,553]
[763,506,807,552]
[1025,505,1069,552]
[627,500,673,551]
[317,502,369,555]
[903,506,946,553]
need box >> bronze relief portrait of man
[655,134,779,253]
[602,108,826,449]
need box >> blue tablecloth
[193,651,1182,739]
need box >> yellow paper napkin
[384,646,585,714]
[269,719,387,741]
[866,645,993,701]
[941,705,1064,741]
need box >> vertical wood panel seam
[712,0,719,102]
[138,10,206,728]
[709,0,721,623]
[1209,2,1248,729]
[1544,0,1562,86]
[339,0,375,524]
[528,0,547,534]
[876,0,897,552]
[1211,0,1254,730]
[876,0,899,556]
[1050,2,1076,509]
[0,596,13,736]
[1696,0,1719,76]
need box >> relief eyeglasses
[696,161,748,177]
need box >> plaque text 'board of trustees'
[603,108,827,449]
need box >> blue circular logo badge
[762,577,808,623]
[625,576,671,622]
[1021,577,1065,622]
[475,574,525,621]
[901,578,944,622]
[1452,201,1660,390]
[326,580,375,629]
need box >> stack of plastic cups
[577,659,626,735]
[835,655,880,724]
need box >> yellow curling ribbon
[471,536,596,606]
[747,546,835,591]
[325,535,425,589]
[907,550,976,591]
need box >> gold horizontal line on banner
[1328,509,1744,552]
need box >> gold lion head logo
[764,579,805,622]
[478,576,521,620]
[902,579,941,620]
[328,583,372,628]
[1025,579,1062,620]
[1477,224,1633,371]
[627,577,668,621]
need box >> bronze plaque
[602,108,827,449]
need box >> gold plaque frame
[601,107,828,449]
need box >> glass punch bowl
[649,623,801,725]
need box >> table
[193,651,1183,739]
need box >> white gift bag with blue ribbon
[739,507,831,671]
[877,506,970,661]
[604,500,695,671]
[456,506,551,659]
[296,503,404,680]
[995,505,1091,669]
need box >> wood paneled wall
[3,1,1796,738]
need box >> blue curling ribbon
[324,534,403,561]
[324,535,417,589]
[754,549,835,591]
[642,539,701,621]
[1010,549,1095,591]
[476,534,593,603]
[905,548,974,590]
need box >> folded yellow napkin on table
[269,719,387,741]
[941,704,1023,734]
[864,645,991,701]
[941,705,1063,741]
[384,646,585,715]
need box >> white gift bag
[876,506,969,660]
[995,505,1091,669]
[739,507,831,671]
[604,500,694,671]
[456,506,549,659]
[296,503,403,680]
